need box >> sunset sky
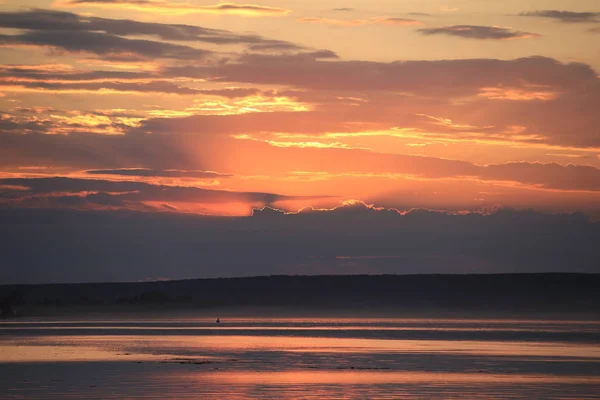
[1,1,599,282]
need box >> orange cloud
[185,95,311,116]
[76,59,160,72]
[0,85,177,96]
[416,114,494,130]
[233,134,362,150]
[264,140,359,150]
[479,87,560,101]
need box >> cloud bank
[1,204,598,283]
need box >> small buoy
[216,318,220,323]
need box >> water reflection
[1,318,599,399]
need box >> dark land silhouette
[1,274,599,318]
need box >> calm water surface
[1,317,599,399]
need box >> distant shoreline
[2,273,599,319]
[3,272,599,288]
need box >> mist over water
[1,317,599,399]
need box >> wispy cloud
[376,17,422,26]
[297,16,420,27]
[85,168,233,178]
[519,10,600,23]
[417,25,540,40]
[54,0,291,16]
[297,17,366,27]
[478,86,560,101]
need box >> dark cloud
[479,162,600,191]
[6,192,139,210]
[206,3,288,14]
[0,30,211,60]
[0,9,305,57]
[3,79,204,94]
[133,110,382,137]
[0,205,597,283]
[0,109,138,136]
[417,25,539,40]
[332,8,354,12]
[0,8,86,31]
[85,168,232,178]
[408,12,431,17]
[0,65,267,96]
[166,55,592,95]
[0,114,50,135]
[0,177,312,207]
[0,65,154,82]
[519,10,600,23]
[247,41,306,52]
[29,10,186,43]
[377,17,420,25]
[304,50,339,59]
[0,129,201,169]
[1,79,263,96]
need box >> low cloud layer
[0,177,314,212]
[1,204,598,283]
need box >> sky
[1,1,599,282]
